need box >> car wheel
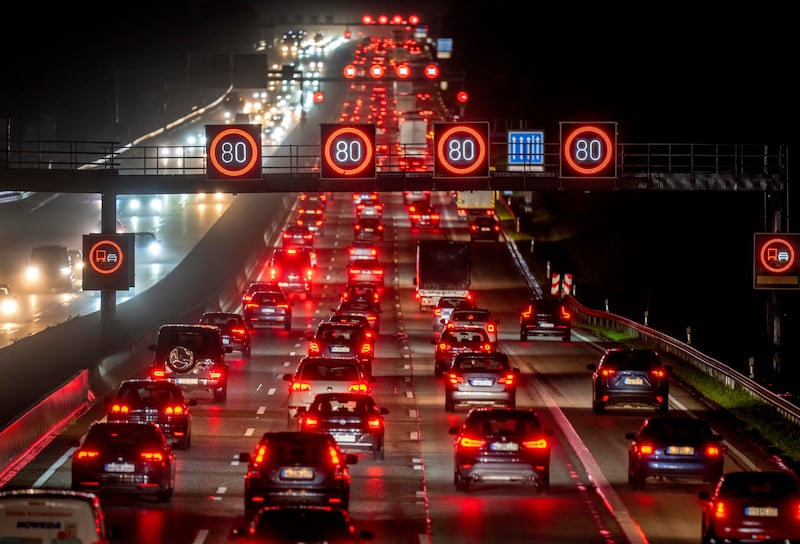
[373,444,385,461]
[243,346,252,358]
[213,385,227,403]
[284,319,292,331]
[445,397,455,412]
[507,398,516,409]
[156,486,173,503]
[454,470,469,492]
[520,330,527,341]
[562,331,571,342]
[658,401,669,415]
[536,470,550,494]
[592,400,605,415]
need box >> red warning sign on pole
[562,273,573,296]
[550,274,561,296]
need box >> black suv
[588,348,671,415]
[519,297,572,342]
[148,324,232,402]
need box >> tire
[592,400,605,415]
[658,401,669,415]
[454,471,469,492]
[520,330,527,341]
[284,319,292,331]
[562,331,571,342]
[373,443,385,461]
[628,465,642,490]
[536,470,550,494]
[156,486,173,503]
[445,397,455,412]
[243,346,251,359]
[213,385,227,403]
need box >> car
[408,203,441,228]
[24,244,74,291]
[307,321,375,377]
[297,392,389,460]
[625,415,725,490]
[280,224,314,250]
[698,471,800,543]
[432,327,495,377]
[588,348,671,415]
[238,431,357,520]
[133,231,163,260]
[198,311,252,357]
[0,488,120,543]
[295,204,325,232]
[402,190,430,206]
[353,217,384,241]
[148,323,231,402]
[432,295,476,339]
[444,352,520,412]
[347,240,379,262]
[519,297,572,342]
[346,258,385,289]
[443,308,499,345]
[448,407,554,493]
[0,283,18,319]
[243,289,294,331]
[70,421,176,503]
[340,282,381,309]
[230,505,373,543]
[334,299,381,334]
[267,247,315,299]
[351,191,378,204]
[299,191,328,210]
[283,356,373,422]
[241,281,284,306]
[469,214,502,242]
[327,312,377,340]
[106,378,196,450]
[355,198,383,219]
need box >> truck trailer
[414,240,471,310]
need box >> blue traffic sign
[508,131,544,165]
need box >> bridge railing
[2,139,788,180]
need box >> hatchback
[448,407,554,493]
[106,379,196,450]
[444,352,520,412]
[408,203,441,228]
[283,356,372,422]
[198,311,252,357]
[281,224,314,250]
[432,327,494,377]
[699,471,800,543]
[238,432,357,521]
[71,421,176,503]
[444,308,499,344]
[469,215,502,242]
[298,393,389,460]
[353,217,384,241]
[307,321,375,376]
[334,299,381,334]
[519,297,572,342]
[625,415,725,490]
[241,281,283,306]
[243,290,293,331]
[347,240,379,262]
[346,258,385,289]
[588,348,671,415]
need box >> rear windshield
[157,330,219,357]
[719,472,799,499]
[299,362,360,381]
[455,356,508,370]
[465,414,542,435]
[603,350,660,370]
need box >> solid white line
[33,447,76,488]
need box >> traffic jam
[2,15,798,544]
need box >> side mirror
[625,432,637,440]
[380,407,389,415]
[282,373,293,381]
[587,363,597,372]
[513,367,521,374]
[187,399,198,407]
[448,426,459,435]
[238,452,251,463]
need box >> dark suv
[148,324,232,402]
[588,348,671,415]
[519,297,572,342]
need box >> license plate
[745,506,779,517]
[331,346,351,353]
[490,442,519,451]
[280,467,314,480]
[624,377,644,385]
[105,462,135,473]
[480,227,490,231]
[333,433,356,442]
[469,378,494,387]
[262,308,275,314]
[666,446,695,455]
[222,337,230,345]
[176,378,198,385]
[539,323,554,328]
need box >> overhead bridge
[0,139,787,195]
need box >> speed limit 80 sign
[433,122,490,178]
[206,124,262,180]
[559,122,617,178]
[320,124,376,180]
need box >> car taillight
[305,268,313,280]
[434,309,442,317]
[561,307,571,319]
[141,451,164,462]
[481,343,492,351]
[487,324,496,333]
[110,404,129,414]
[75,449,100,460]
[447,373,464,385]
[705,444,722,457]
[328,446,342,465]
[522,438,549,450]
[651,368,667,379]
[165,405,185,415]
[151,368,167,379]
[303,414,320,428]
[245,302,259,310]
[498,373,515,385]
[309,342,321,355]
[600,368,616,377]
[254,445,268,464]
[349,383,368,393]
[438,342,450,351]
[458,436,485,448]
[360,343,372,355]
[269,267,279,280]
[638,443,655,455]
[291,382,312,392]
[367,416,382,429]
[712,501,728,519]
[521,306,532,318]
[209,368,224,380]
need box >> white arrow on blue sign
[508,130,544,165]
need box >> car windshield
[718,472,799,499]
[318,326,357,342]
[466,414,542,435]
[159,331,213,355]
[604,350,660,370]
[117,384,178,406]
[85,423,162,447]
[456,356,507,370]
[312,397,371,414]
[640,418,711,440]
[253,292,286,305]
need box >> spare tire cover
[167,346,196,372]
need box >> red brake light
[639,443,655,455]
[458,436,485,448]
[712,501,727,519]
[522,438,549,450]
[367,416,382,429]
[151,368,166,379]
[328,446,342,465]
[141,451,164,462]
[303,414,319,428]
[309,342,321,355]
[705,444,722,457]
[349,383,368,393]
[75,449,100,460]
[498,373,515,385]
[110,404,129,414]
[291,382,312,392]
[165,405,185,415]
[600,368,616,377]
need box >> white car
[443,308,499,344]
